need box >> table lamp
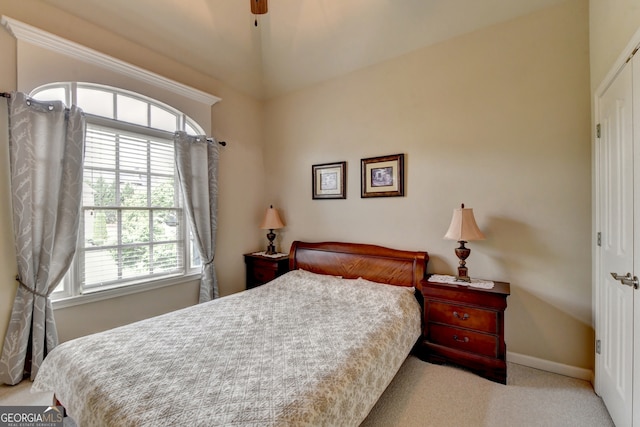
[444,203,485,282]
[260,205,285,255]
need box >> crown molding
[1,16,221,106]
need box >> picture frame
[361,153,405,198]
[312,161,347,199]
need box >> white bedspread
[32,269,421,426]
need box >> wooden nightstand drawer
[428,301,497,334]
[250,266,277,283]
[244,253,290,289]
[420,278,510,384]
[428,323,498,358]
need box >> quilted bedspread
[32,269,422,426]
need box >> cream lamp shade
[444,203,485,282]
[444,204,486,241]
[260,205,284,254]
[260,205,284,230]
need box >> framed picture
[361,153,405,198]
[312,161,347,199]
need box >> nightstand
[420,277,510,384]
[243,253,290,289]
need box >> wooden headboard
[289,241,429,289]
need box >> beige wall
[0,11,16,356]
[0,1,265,346]
[265,0,593,369]
[590,0,640,92]
[0,0,598,372]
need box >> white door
[596,60,634,427]
[632,51,640,427]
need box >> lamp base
[454,241,471,282]
[455,266,471,282]
[265,229,277,255]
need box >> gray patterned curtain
[174,131,219,302]
[0,92,85,385]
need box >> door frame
[593,26,640,425]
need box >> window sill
[52,273,201,310]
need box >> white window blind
[81,125,185,289]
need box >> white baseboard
[507,351,594,383]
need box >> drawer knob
[453,335,470,343]
[453,311,470,320]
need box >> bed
[32,241,429,426]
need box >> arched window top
[31,82,205,136]
[29,82,206,300]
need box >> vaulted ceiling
[42,0,568,99]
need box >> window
[31,83,204,301]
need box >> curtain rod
[2,92,226,146]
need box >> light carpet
[362,356,613,427]
[0,356,613,426]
